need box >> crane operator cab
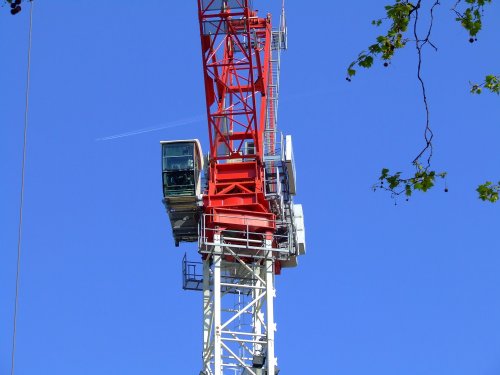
[161,140,204,246]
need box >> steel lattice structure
[161,1,305,374]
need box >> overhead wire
[11,1,34,374]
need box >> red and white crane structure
[161,1,305,374]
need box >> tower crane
[160,1,306,374]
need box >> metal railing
[201,0,250,11]
[263,130,284,162]
[182,253,269,293]
[182,254,204,291]
[198,213,294,256]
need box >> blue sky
[1,1,500,374]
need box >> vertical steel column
[213,235,222,375]
[253,263,263,364]
[202,258,212,374]
[265,257,276,375]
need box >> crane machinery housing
[161,1,306,374]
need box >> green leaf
[405,184,412,197]
[358,55,374,68]
[476,181,500,203]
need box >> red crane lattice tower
[199,0,275,240]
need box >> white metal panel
[280,256,298,268]
[293,204,306,255]
[284,135,296,195]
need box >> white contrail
[95,115,205,141]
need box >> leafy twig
[349,0,497,202]
[346,0,417,79]
[452,0,492,42]
[477,181,500,202]
[374,163,447,199]
[348,0,444,200]
[471,75,500,94]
